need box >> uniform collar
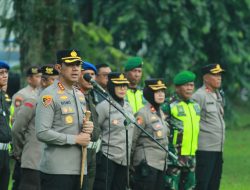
[172,93,193,104]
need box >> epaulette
[57,82,65,91]
[5,93,11,102]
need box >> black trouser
[19,168,40,190]
[40,172,81,190]
[93,153,127,190]
[133,162,164,190]
[195,151,223,190]
[87,148,97,190]
[12,160,21,190]
[0,150,10,190]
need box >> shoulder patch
[42,95,53,107]
[14,97,24,107]
[24,102,34,109]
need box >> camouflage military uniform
[84,90,100,190]
[164,95,200,190]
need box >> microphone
[83,73,108,95]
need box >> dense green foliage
[1,0,76,73]
[1,0,250,116]
[90,1,250,91]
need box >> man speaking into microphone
[35,50,93,190]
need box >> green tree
[80,0,250,98]
[1,0,76,75]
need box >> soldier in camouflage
[77,61,100,190]
[164,71,200,190]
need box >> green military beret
[124,57,143,72]
[173,70,196,86]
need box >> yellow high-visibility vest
[170,100,200,155]
[126,88,145,113]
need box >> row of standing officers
[0,49,225,190]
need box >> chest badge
[57,90,64,94]
[156,130,163,138]
[79,96,85,101]
[112,119,119,125]
[65,115,73,124]
[136,116,144,125]
[60,95,68,100]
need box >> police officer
[164,71,200,190]
[11,66,42,190]
[0,60,12,190]
[35,50,93,190]
[124,56,145,113]
[132,79,168,190]
[11,66,42,118]
[192,64,225,190]
[12,65,59,190]
[94,72,135,190]
[77,61,100,190]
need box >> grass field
[220,128,250,190]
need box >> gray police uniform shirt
[12,98,41,170]
[12,85,39,122]
[35,80,86,175]
[96,99,134,166]
[192,85,225,152]
[132,103,169,171]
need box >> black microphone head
[83,73,92,82]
